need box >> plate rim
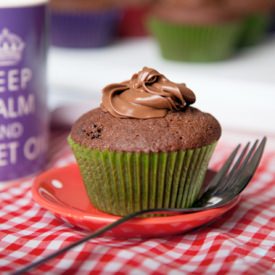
[32,163,241,226]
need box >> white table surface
[48,36,275,142]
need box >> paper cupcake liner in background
[68,137,217,216]
[148,18,243,62]
[238,14,270,47]
[119,5,150,37]
[50,9,121,48]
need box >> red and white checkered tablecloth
[0,130,275,275]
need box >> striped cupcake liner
[148,17,243,62]
[68,137,217,216]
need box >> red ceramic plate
[32,164,240,238]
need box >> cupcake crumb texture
[72,107,221,152]
[81,123,103,140]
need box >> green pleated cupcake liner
[68,136,217,216]
[147,17,243,62]
[238,14,270,47]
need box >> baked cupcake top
[50,0,118,12]
[225,0,273,15]
[150,0,241,24]
[70,67,221,152]
[118,0,155,8]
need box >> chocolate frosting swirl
[101,67,196,119]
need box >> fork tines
[206,137,267,197]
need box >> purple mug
[0,0,49,182]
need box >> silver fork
[13,137,266,275]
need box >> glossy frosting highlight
[101,67,196,119]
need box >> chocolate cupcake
[148,0,244,62]
[68,67,221,216]
[50,0,121,48]
[226,0,272,46]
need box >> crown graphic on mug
[0,28,25,67]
